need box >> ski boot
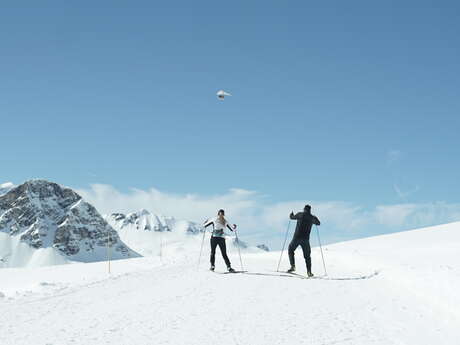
[287,266,296,273]
[210,265,215,271]
[227,267,235,273]
[307,271,314,278]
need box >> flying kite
[217,90,232,100]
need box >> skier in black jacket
[287,205,320,276]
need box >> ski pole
[235,229,244,271]
[276,220,291,272]
[316,225,327,276]
[197,227,206,269]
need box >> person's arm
[203,218,214,228]
[225,220,236,232]
[290,212,301,220]
[313,216,320,226]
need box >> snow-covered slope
[0,221,458,344]
[0,180,139,268]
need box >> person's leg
[217,238,231,268]
[288,238,300,268]
[300,240,312,274]
[210,237,218,267]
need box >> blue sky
[2,1,460,246]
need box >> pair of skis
[211,269,319,279]
[210,268,379,281]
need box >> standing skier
[287,205,320,276]
[204,209,236,272]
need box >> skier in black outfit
[287,205,320,276]
[203,209,236,272]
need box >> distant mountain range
[0,180,268,268]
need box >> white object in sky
[217,90,231,100]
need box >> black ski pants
[288,237,311,272]
[210,236,231,267]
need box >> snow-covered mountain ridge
[105,209,257,257]
[107,208,201,234]
[0,180,267,268]
[0,180,138,267]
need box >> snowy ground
[1,222,459,345]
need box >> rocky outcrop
[256,244,270,252]
[0,180,138,266]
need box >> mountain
[107,209,201,234]
[106,209,258,256]
[106,209,203,256]
[0,180,138,267]
[1,221,459,344]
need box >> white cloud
[375,202,460,229]
[75,184,460,248]
[76,184,259,222]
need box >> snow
[0,182,15,195]
[0,233,68,268]
[0,221,459,344]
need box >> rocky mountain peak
[0,180,138,267]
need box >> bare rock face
[0,180,138,264]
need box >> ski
[245,272,303,279]
[285,271,314,279]
[224,270,247,274]
[212,270,248,274]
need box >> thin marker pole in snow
[107,229,111,274]
[235,229,244,271]
[316,225,327,276]
[159,229,163,262]
[276,220,291,272]
[197,227,206,269]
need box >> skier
[204,209,236,272]
[287,205,320,277]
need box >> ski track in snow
[1,223,460,345]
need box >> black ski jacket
[290,212,320,240]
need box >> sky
[1,1,460,248]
